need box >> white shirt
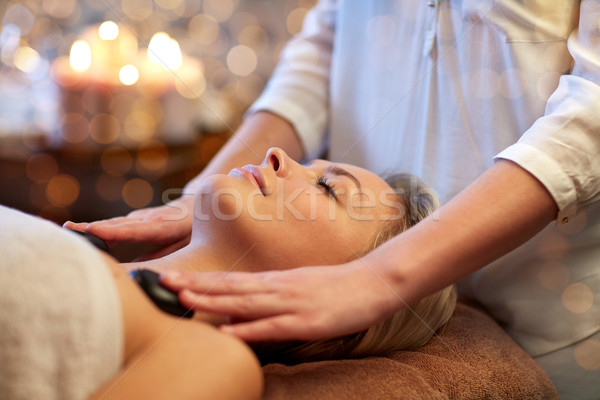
[250,1,600,397]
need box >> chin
[193,177,244,221]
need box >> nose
[263,147,290,177]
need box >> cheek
[248,219,354,267]
[193,177,247,221]
[246,190,336,223]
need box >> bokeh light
[26,153,58,183]
[43,0,77,20]
[136,140,169,173]
[226,45,257,76]
[98,21,119,40]
[46,173,80,206]
[188,13,220,45]
[562,283,594,314]
[574,339,600,371]
[90,113,120,144]
[119,64,140,86]
[286,8,309,35]
[3,4,35,36]
[13,46,41,74]
[202,0,236,23]
[558,210,588,235]
[122,178,154,208]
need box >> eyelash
[317,176,337,199]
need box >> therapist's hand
[63,197,194,251]
[161,261,404,342]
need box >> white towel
[0,206,123,400]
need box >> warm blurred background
[0,0,315,250]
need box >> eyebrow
[326,165,362,192]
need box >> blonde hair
[254,174,457,364]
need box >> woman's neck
[124,242,228,275]
[124,242,236,326]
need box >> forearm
[370,160,559,310]
[184,111,303,194]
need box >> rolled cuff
[495,143,577,222]
[247,95,327,161]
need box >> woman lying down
[1,148,455,399]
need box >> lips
[240,165,267,195]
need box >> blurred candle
[51,22,203,146]
[148,32,182,71]
[69,40,91,72]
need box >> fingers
[85,217,148,242]
[161,270,270,294]
[63,216,141,239]
[179,290,286,320]
[62,221,88,231]
[64,216,181,244]
[62,202,193,245]
[219,316,302,342]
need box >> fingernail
[162,271,181,282]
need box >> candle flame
[99,21,119,41]
[119,64,139,85]
[148,32,182,71]
[69,40,92,72]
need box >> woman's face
[193,148,404,269]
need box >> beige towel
[0,206,123,400]
[263,300,559,400]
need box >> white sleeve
[495,0,600,222]
[247,0,337,160]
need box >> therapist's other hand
[63,197,193,250]
[161,262,403,342]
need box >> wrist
[346,255,413,321]
[358,236,431,312]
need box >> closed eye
[317,176,338,200]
